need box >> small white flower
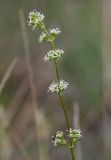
[28,10,45,30]
[48,82,58,93]
[38,28,61,43]
[68,128,82,144]
[59,80,69,91]
[56,131,64,137]
[39,32,47,42]
[52,131,66,146]
[49,28,61,35]
[43,49,64,62]
[48,80,69,93]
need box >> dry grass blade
[10,129,32,160]
[0,57,18,94]
[19,9,39,124]
[19,8,48,160]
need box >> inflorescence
[44,49,64,62]
[68,128,82,145]
[52,131,66,146]
[48,80,69,93]
[52,129,82,148]
[28,10,45,30]
[39,28,61,42]
[28,10,82,150]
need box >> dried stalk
[10,129,31,160]
[73,102,82,160]
[19,9,49,160]
[0,57,18,94]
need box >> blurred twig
[19,9,39,128]
[8,78,28,121]
[0,105,32,160]
[10,129,32,160]
[102,0,111,157]
[0,56,31,160]
[19,9,47,160]
[73,102,82,160]
[0,57,18,94]
[0,105,11,160]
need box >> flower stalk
[28,10,82,160]
[43,27,75,160]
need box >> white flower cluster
[68,128,82,144]
[48,80,69,93]
[39,28,61,42]
[28,10,83,150]
[28,10,45,30]
[49,28,61,35]
[44,49,64,62]
[39,32,47,42]
[52,129,82,147]
[52,131,66,146]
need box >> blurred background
[0,0,111,160]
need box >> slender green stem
[51,41,70,129]
[52,41,75,160]
[54,59,60,83]
[54,55,75,160]
[43,28,75,160]
[51,40,55,50]
[70,148,75,160]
